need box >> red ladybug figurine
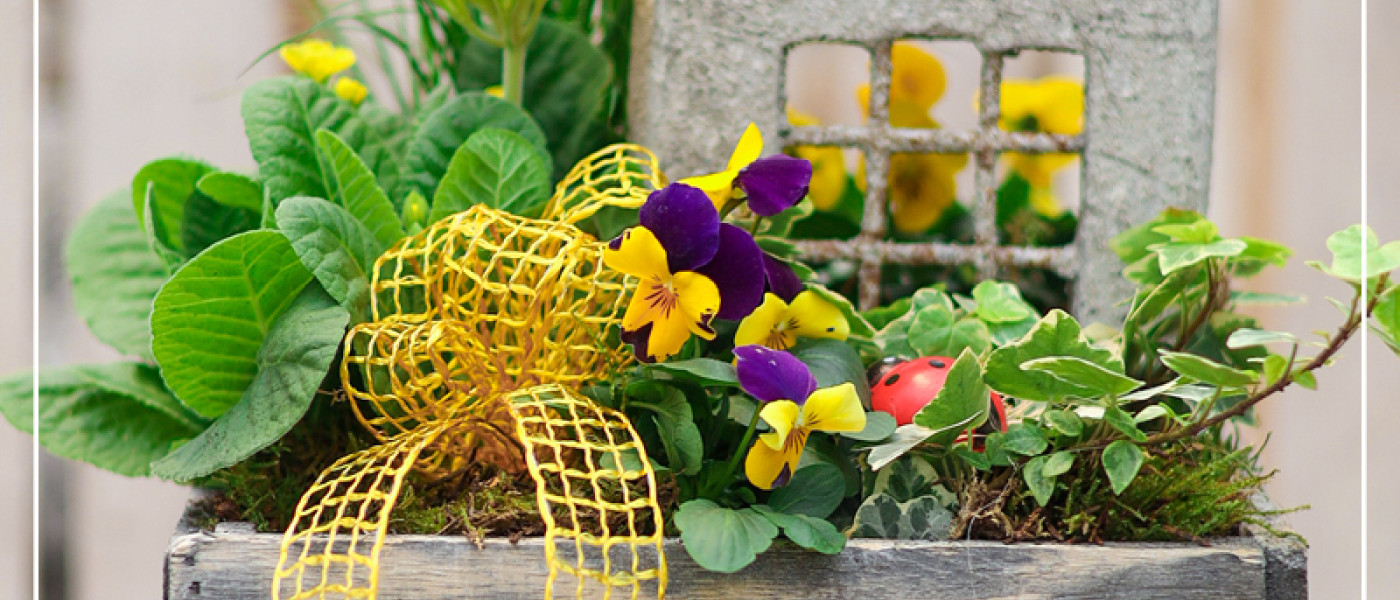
[867,356,1008,449]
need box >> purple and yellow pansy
[735,346,866,489]
[734,291,850,351]
[681,123,814,216]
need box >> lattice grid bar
[782,41,1086,310]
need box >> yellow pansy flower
[280,39,356,83]
[680,123,763,209]
[745,381,866,490]
[734,291,850,350]
[785,109,847,211]
[604,226,721,361]
[999,76,1084,218]
[334,77,368,106]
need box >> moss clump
[389,468,546,542]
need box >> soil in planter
[946,433,1303,545]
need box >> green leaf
[866,424,935,470]
[1125,266,1194,330]
[751,505,844,554]
[1103,440,1145,495]
[179,189,259,257]
[1022,455,1056,506]
[400,93,547,203]
[1152,220,1218,243]
[150,230,313,418]
[315,129,406,250]
[141,189,185,269]
[66,191,170,361]
[197,171,264,212]
[151,286,350,481]
[673,499,777,573]
[1151,239,1248,275]
[1103,405,1148,442]
[954,446,991,470]
[1292,369,1317,390]
[1234,236,1293,275]
[132,157,216,252]
[275,197,381,323]
[849,493,954,540]
[454,18,611,179]
[1020,356,1144,397]
[1158,350,1259,388]
[767,462,846,519]
[646,358,739,387]
[911,349,990,447]
[1321,224,1400,281]
[1109,208,1205,264]
[630,386,703,476]
[985,310,1122,403]
[970,280,1034,323]
[430,128,551,221]
[1042,451,1075,477]
[841,411,896,442]
[1041,409,1084,436]
[789,338,872,408]
[908,305,992,358]
[998,422,1049,455]
[1231,291,1306,306]
[1374,286,1400,357]
[1225,328,1297,349]
[1,364,204,477]
[1262,354,1289,386]
[243,76,383,207]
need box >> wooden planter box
[164,496,1307,600]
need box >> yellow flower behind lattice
[1000,76,1083,218]
[280,39,356,83]
[785,109,847,211]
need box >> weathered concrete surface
[629,0,1220,322]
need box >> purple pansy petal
[771,463,793,488]
[762,253,804,303]
[639,183,720,272]
[695,224,765,320]
[621,325,656,364]
[735,154,813,217]
[734,345,816,404]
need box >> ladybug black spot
[826,326,835,332]
[928,359,946,368]
[884,373,901,386]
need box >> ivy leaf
[1103,440,1146,495]
[1109,208,1205,264]
[1,364,204,477]
[645,358,739,387]
[196,171,264,212]
[315,130,406,250]
[1042,451,1075,477]
[766,462,846,519]
[1317,224,1400,281]
[1233,236,1293,276]
[866,424,935,470]
[275,197,381,323]
[66,191,169,361]
[150,230,313,418]
[789,338,872,408]
[1150,239,1247,275]
[970,280,1034,323]
[984,310,1122,403]
[1041,409,1084,436]
[1225,328,1297,349]
[151,286,349,481]
[752,506,844,554]
[400,93,547,203]
[1020,356,1143,397]
[673,499,777,573]
[1103,405,1149,442]
[998,422,1049,455]
[908,305,991,358]
[1152,220,1218,243]
[132,157,216,253]
[849,493,954,540]
[911,349,990,447]
[430,128,551,221]
[1158,350,1259,388]
[1373,285,1400,356]
[1022,455,1056,506]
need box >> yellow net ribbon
[273,144,669,600]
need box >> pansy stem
[502,42,527,106]
[707,404,763,499]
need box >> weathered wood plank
[167,526,1279,600]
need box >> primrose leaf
[275,197,381,323]
[197,171,264,212]
[132,157,216,253]
[1103,440,1146,495]
[971,280,1035,323]
[400,92,547,203]
[141,190,185,269]
[179,188,259,257]
[66,191,170,361]
[1020,356,1143,397]
[150,230,313,418]
[789,338,872,408]
[315,129,406,250]
[985,310,1122,403]
[1321,224,1400,281]
[849,493,954,540]
[430,128,552,221]
[911,349,990,447]
[673,499,777,573]
[1159,350,1259,388]
[1226,328,1297,349]
[1151,239,1248,275]
[646,358,739,387]
[151,286,349,481]
[1,364,205,477]
[766,462,846,519]
[752,505,845,554]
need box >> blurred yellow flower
[334,78,368,106]
[999,76,1083,218]
[280,39,356,83]
[855,43,967,234]
[785,109,846,211]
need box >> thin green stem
[708,405,762,499]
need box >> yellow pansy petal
[758,399,801,449]
[622,278,667,332]
[745,431,804,490]
[890,42,946,110]
[788,291,850,341]
[802,383,866,433]
[334,78,368,106]
[671,271,721,340]
[727,122,764,172]
[678,171,738,210]
[645,304,698,360]
[734,293,790,348]
[603,226,670,280]
[998,80,1039,130]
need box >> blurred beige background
[20,0,1377,598]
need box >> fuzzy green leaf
[151,286,348,481]
[1159,350,1259,388]
[315,129,406,249]
[998,422,1049,455]
[197,171,264,212]
[132,157,216,252]
[66,191,170,361]
[1103,405,1149,442]
[275,197,381,323]
[430,128,551,221]
[1042,451,1075,477]
[1103,440,1145,495]
[400,93,547,203]
[1041,409,1084,436]
[150,230,313,418]
[911,349,990,447]
[673,499,777,573]
[179,190,259,257]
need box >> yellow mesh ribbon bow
[273,145,671,600]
